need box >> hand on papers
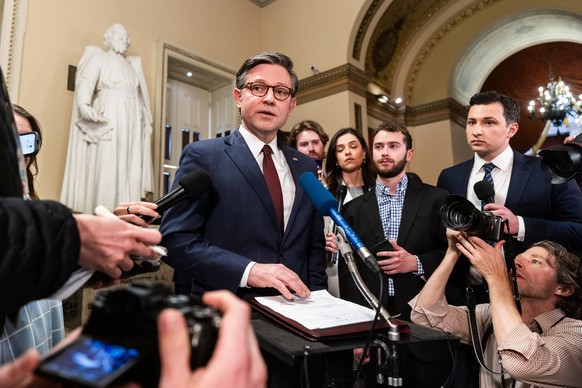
[248,263,310,300]
[255,290,379,330]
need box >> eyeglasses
[242,82,293,101]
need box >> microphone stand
[336,230,401,386]
[336,229,399,340]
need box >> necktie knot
[483,162,495,174]
[483,162,495,186]
[262,144,273,157]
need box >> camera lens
[539,134,582,184]
[440,195,500,240]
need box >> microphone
[474,180,495,209]
[139,169,212,222]
[299,172,380,273]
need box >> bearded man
[338,120,454,321]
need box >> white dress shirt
[238,126,296,287]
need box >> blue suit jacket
[160,130,327,298]
[438,150,582,252]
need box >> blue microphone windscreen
[299,172,338,216]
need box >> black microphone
[474,180,495,210]
[336,184,347,213]
[139,169,211,222]
[328,185,347,264]
[299,172,380,273]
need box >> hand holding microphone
[474,179,519,235]
[112,170,212,226]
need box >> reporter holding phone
[337,120,450,321]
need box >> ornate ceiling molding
[352,0,384,62]
[405,0,500,105]
[296,63,369,104]
[247,0,277,8]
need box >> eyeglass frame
[241,82,294,101]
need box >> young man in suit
[338,120,449,321]
[160,52,327,301]
[437,91,582,305]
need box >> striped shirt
[410,295,582,387]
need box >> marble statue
[61,23,153,213]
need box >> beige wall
[408,120,455,186]
[17,0,366,202]
[19,0,265,200]
[285,89,370,142]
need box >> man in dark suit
[160,52,327,301]
[437,90,582,304]
[338,120,449,321]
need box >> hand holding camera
[36,283,221,387]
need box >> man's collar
[239,126,280,160]
[532,308,567,333]
[474,146,513,172]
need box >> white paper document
[254,289,378,330]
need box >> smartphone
[372,239,394,256]
[36,336,141,387]
[19,131,39,157]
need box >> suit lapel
[282,146,307,236]
[505,151,533,209]
[399,177,423,244]
[459,160,473,197]
[361,189,386,243]
[224,131,280,227]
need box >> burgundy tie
[262,145,284,232]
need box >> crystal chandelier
[528,75,582,128]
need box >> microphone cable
[352,270,386,386]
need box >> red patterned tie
[262,145,284,232]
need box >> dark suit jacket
[437,150,582,251]
[160,130,327,298]
[437,150,582,304]
[338,174,449,321]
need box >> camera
[440,195,504,241]
[538,133,582,184]
[36,283,221,387]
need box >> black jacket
[338,175,449,321]
[0,198,80,316]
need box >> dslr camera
[538,133,582,184]
[440,195,504,241]
[36,283,221,387]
